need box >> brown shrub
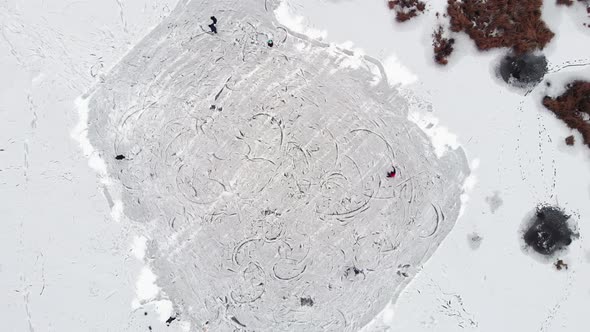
[388,0,427,22]
[542,81,590,149]
[447,0,555,54]
[432,26,455,65]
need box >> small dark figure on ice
[387,166,397,178]
[208,16,218,34]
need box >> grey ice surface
[85,0,469,330]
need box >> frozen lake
[2,0,590,331]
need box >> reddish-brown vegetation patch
[565,135,575,145]
[432,26,455,65]
[543,81,590,149]
[560,0,590,5]
[557,0,574,6]
[447,0,555,54]
[388,0,426,22]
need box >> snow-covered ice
[3,0,590,331]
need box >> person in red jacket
[387,166,397,178]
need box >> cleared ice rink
[84,0,467,330]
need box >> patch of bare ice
[82,0,469,330]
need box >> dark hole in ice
[300,296,314,307]
[523,206,577,255]
[499,53,548,87]
[144,312,148,316]
[115,154,126,160]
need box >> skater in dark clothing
[208,16,218,34]
[387,166,397,178]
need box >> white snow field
[83,0,468,330]
[1,0,181,331]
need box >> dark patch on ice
[300,296,314,307]
[115,154,126,160]
[498,53,548,88]
[565,135,575,146]
[347,266,362,275]
[344,266,364,280]
[396,263,410,278]
[468,233,483,250]
[144,311,148,316]
[522,205,578,256]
